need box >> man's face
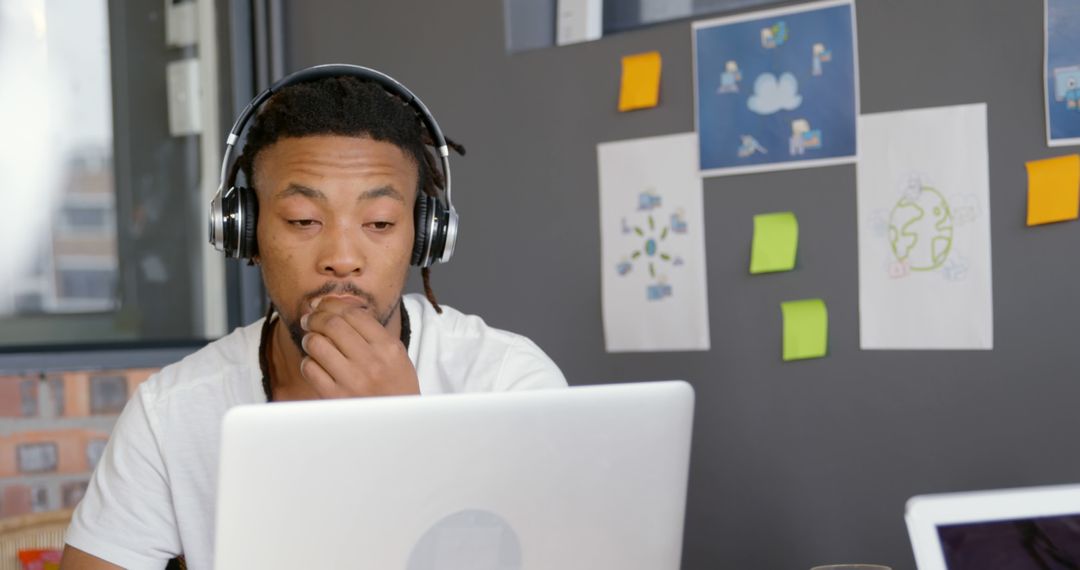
[253,135,418,350]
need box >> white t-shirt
[65,294,567,569]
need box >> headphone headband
[209,64,457,267]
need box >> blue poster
[1046,0,1080,146]
[693,0,858,176]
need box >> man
[60,73,567,569]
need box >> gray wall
[283,1,1080,568]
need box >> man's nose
[317,224,364,278]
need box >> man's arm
[63,381,181,568]
[60,545,124,570]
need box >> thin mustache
[303,282,375,306]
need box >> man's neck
[268,302,403,402]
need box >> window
[0,376,38,417]
[0,0,233,347]
[16,443,58,474]
[602,0,789,34]
[89,374,127,415]
[0,1,120,321]
[19,378,38,417]
[47,376,65,417]
[31,485,49,512]
[505,0,790,51]
[56,267,116,307]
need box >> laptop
[906,484,1080,570]
[214,381,695,569]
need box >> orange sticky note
[618,51,661,112]
[1026,154,1080,226]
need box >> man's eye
[369,222,393,231]
[288,219,319,227]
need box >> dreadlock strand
[421,267,442,314]
[445,136,466,156]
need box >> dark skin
[255,135,420,401]
[61,135,422,569]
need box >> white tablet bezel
[905,484,1080,570]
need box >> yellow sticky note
[1026,154,1080,226]
[618,51,661,112]
[750,212,798,274]
[781,299,828,362]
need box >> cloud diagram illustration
[747,72,802,115]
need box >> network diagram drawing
[615,189,689,301]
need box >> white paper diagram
[598,133,710,352]
[857,104,994,350]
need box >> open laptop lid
[214,380,695,569]
[905,484,1080,570]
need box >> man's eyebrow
[359,185,405,203]
[275,184,326,201]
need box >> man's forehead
[260,134,414,165]
[275,182,406,204]
[252,135,419,190]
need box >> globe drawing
[888,186,954,271]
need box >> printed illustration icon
[737,135,768,158]
[618,190,687,301]
[888,181,954,272]
[941,256,969,281]
[1053,66,1080,110]
[789,118,822,156]
[670,209,688,233]
[638,189,662,210]
[646,277,672,301]
[760,21,788,48]
[718,60,742,93]
[748,72,802,115]
[812,43,832,76]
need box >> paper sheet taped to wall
[598,133,710,352]
[857,104,994,350]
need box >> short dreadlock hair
[236,75,464,312]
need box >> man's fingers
[302,310,373,361]
[303,298,396,346]
[299,355,344,399]
[337,304,395,345]
[301,332,355,384]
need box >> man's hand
[298,297,419,398]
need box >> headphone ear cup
[427,198,449,264]
[238,187,259,259]
[411,194,432,267]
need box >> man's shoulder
[404,294,526,348]
[139,319,264,405]
[404,294,567,391]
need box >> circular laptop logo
[407,509,522,570]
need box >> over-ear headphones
[208,63,458,268]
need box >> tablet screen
[938,514,1080,569]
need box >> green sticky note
[781,299,828,361]
[750,212,798,274]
